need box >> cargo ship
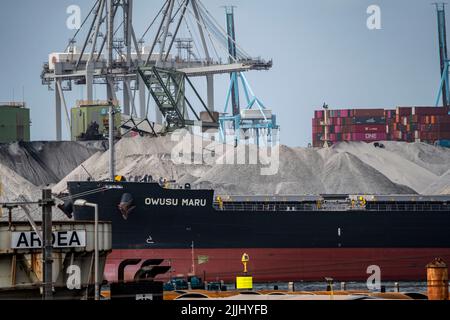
[61,180,450,283]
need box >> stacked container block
[389,107,450,144]
[312,107,450,147]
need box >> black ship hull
[67,181,450,282]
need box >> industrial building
[71,100,121,141]
[0,102,30,143]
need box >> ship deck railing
[212,202,450,212]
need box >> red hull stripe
[104,248,450,282]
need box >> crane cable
[182,1,202,60]
[197,0,252,59]
[64,0,101,53]
[182,3,223,62]
[141,0,170,40]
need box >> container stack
[312,106,450,147]
[388,106,450,144]
[312,109,387,147]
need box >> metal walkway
[138,66,217,131]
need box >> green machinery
[0,103,30,143]
[138,67,218,133]
[71,101,121,141]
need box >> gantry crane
[41,0,272,139]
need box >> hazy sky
[0,0,445,146]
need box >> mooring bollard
[288,282,295,292]
[325,278,334,300]
[426,258,449,300]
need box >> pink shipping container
[329,109,352,118]
[352,109,385,117]
[352,124,386,133]
[312,126,323,134]
[385,110,396,119]
[419,117,429,124]
[328,117,342,126]
[393,131,402,139]
[396,107,413,116]
[340,110,350,117]
[352,132,386,141]
[334,126,342,133]
[315,111,324,119]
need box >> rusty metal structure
[426,258,449,300]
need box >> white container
[240,109,272,120]
[48,52,103,70]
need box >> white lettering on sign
[11,231,86,249]
[144,198,207,207]
[365,133,377,139]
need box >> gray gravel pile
[2,136,450,221]
[1,135,447,222]
[422,169,450,195]
[0,141,107,186]
[0,141,107,221]
[53,136,449,196]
